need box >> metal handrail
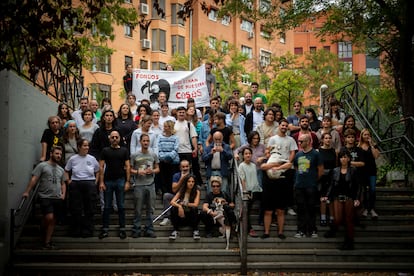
[230,158,248,275]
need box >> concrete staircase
[8,186,414,275]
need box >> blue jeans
[102,178,126,231]
[133,184,156,234]
[364,175,377,210]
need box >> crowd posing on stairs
[22,76,381,251]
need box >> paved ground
[96,272,410,276]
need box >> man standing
[244,97,264,135]
[241,92,254,116]
[287,101,303,136]
[174,106,198,162]
[23,146,66,249]
[293,133,324,238]
[131,134,160,238]
[123,64,133,94]
[89,99,100,121]
[251,82,267,107]
[292,115,320,150]
[205,62,216,98]
[98,130,130,240]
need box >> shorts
[39,198,64,215]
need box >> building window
[241,19,254,32]
[340,61,353,77]
[124,0,132,3]
[259,0,271,13]
[294,47,303,55]
[171,4,184,25]
[323,46,331,51]
[172,35,185,55]
[125,56,133,69]
[152,61,167,70]
[124,24,133,37]
[140,59,148,69]
[241,45,253,59]
[151,0,166,19]
[260,49,272,67]
[310,46,317,53]
[208,36,217,49]
[279,32,286,44]
[242,0,253,10]
[92,55,111,73]
[338,41,352,59]
[152,29,166,52]
[241,74,251,85]
[208,9,218,21]
[91,83,111,100]
[221,15,231,26]
[260,25,271,38]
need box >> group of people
[23,70,380,251]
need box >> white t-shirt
[252,110,264,131]
[267,134,298,161]
[65,154,100,181]
[238,161,262,193]
[174,120,197,153]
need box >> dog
[212,197,231,250]
[266,145,289,179]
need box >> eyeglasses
[233,92,239,95]
[212,185,221,188]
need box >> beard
[246,99,252,104]
[51,155,61,163]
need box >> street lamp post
[320,84,328,119]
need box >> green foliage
[0,0,139,71]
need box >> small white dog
[266,145,289,179]
[212,197,231,250]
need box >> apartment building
[82,0,294,110]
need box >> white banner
[132,65,209,109]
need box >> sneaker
[311,231,318,238]
[361,209,368,217]
[99,231,109,239]
[278,233,286,240]
[131,231,141,238]
[119,231,127,240]
[320,219,327,227]
[287,208,297,216]
[169,230,178,240]
[294,231,305,238]
[193,230,201,240]
[42,242,57,250]
[249,229,258,238]
[205,232,213,238]
[159,218,170,226]
[370,209,379,219]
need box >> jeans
[162,193,174,219]
[295,186,317,234]
[102,178,126,231]
[364,175,377,210]
[132,184,156,234]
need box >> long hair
[117,103,133,120]
[57,103,73,121]
[177,174,199,203]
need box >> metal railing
[323,75,414,183]
[2,31,88,110]
[229,158,249,274]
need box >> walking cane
[153,199,180,223]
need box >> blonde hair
[163,120,176,135]
[357,128,371,147]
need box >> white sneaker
[287,208,297,216]
[169,230,178,240]
[370,209,379,218]
[311,231,318,238]
[361,209,368,217]
[193,230,201,240]
[159,218,170,226]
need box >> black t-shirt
[360,146,377,176]
[210,127,233,145]
[341,146,366,178]
[100,146,129,180]
[40,128,63,160]
[319,147,337,171]
[204,191,231,210]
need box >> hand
[145,168,153,175]
[99,183,106,192]
[354,200,360,207]
[320,197,328,202]
[178,205,185,218]
[22,192,29,198]
[234,154,240,161]
[124,182,130,191]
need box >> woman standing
[318,132,337,226]
[325,99,345,130]
[40,116,63,162]
[62,120,80,164]
[225,100,247,149]
[323,150,360,250]
[151,110,163,136]
[339,115,361,144]
[358,128,380,218]
[134,104,152,126]
[256,108,278,146]
[169,174,201,240]
[65,139,100,237]
[57,103,73,126]
[78,109,99,142]
[157,120,180,194]
[305,107,321,132]
[116,103,137,149]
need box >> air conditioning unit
[140,3,149,15]
[248,31,254,39]
[141,39,151,49]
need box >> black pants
[170,206,199,231]
[179,153,203,185]
[200,205,236,233]
[69,180,97,236]
[295,186,317,234]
